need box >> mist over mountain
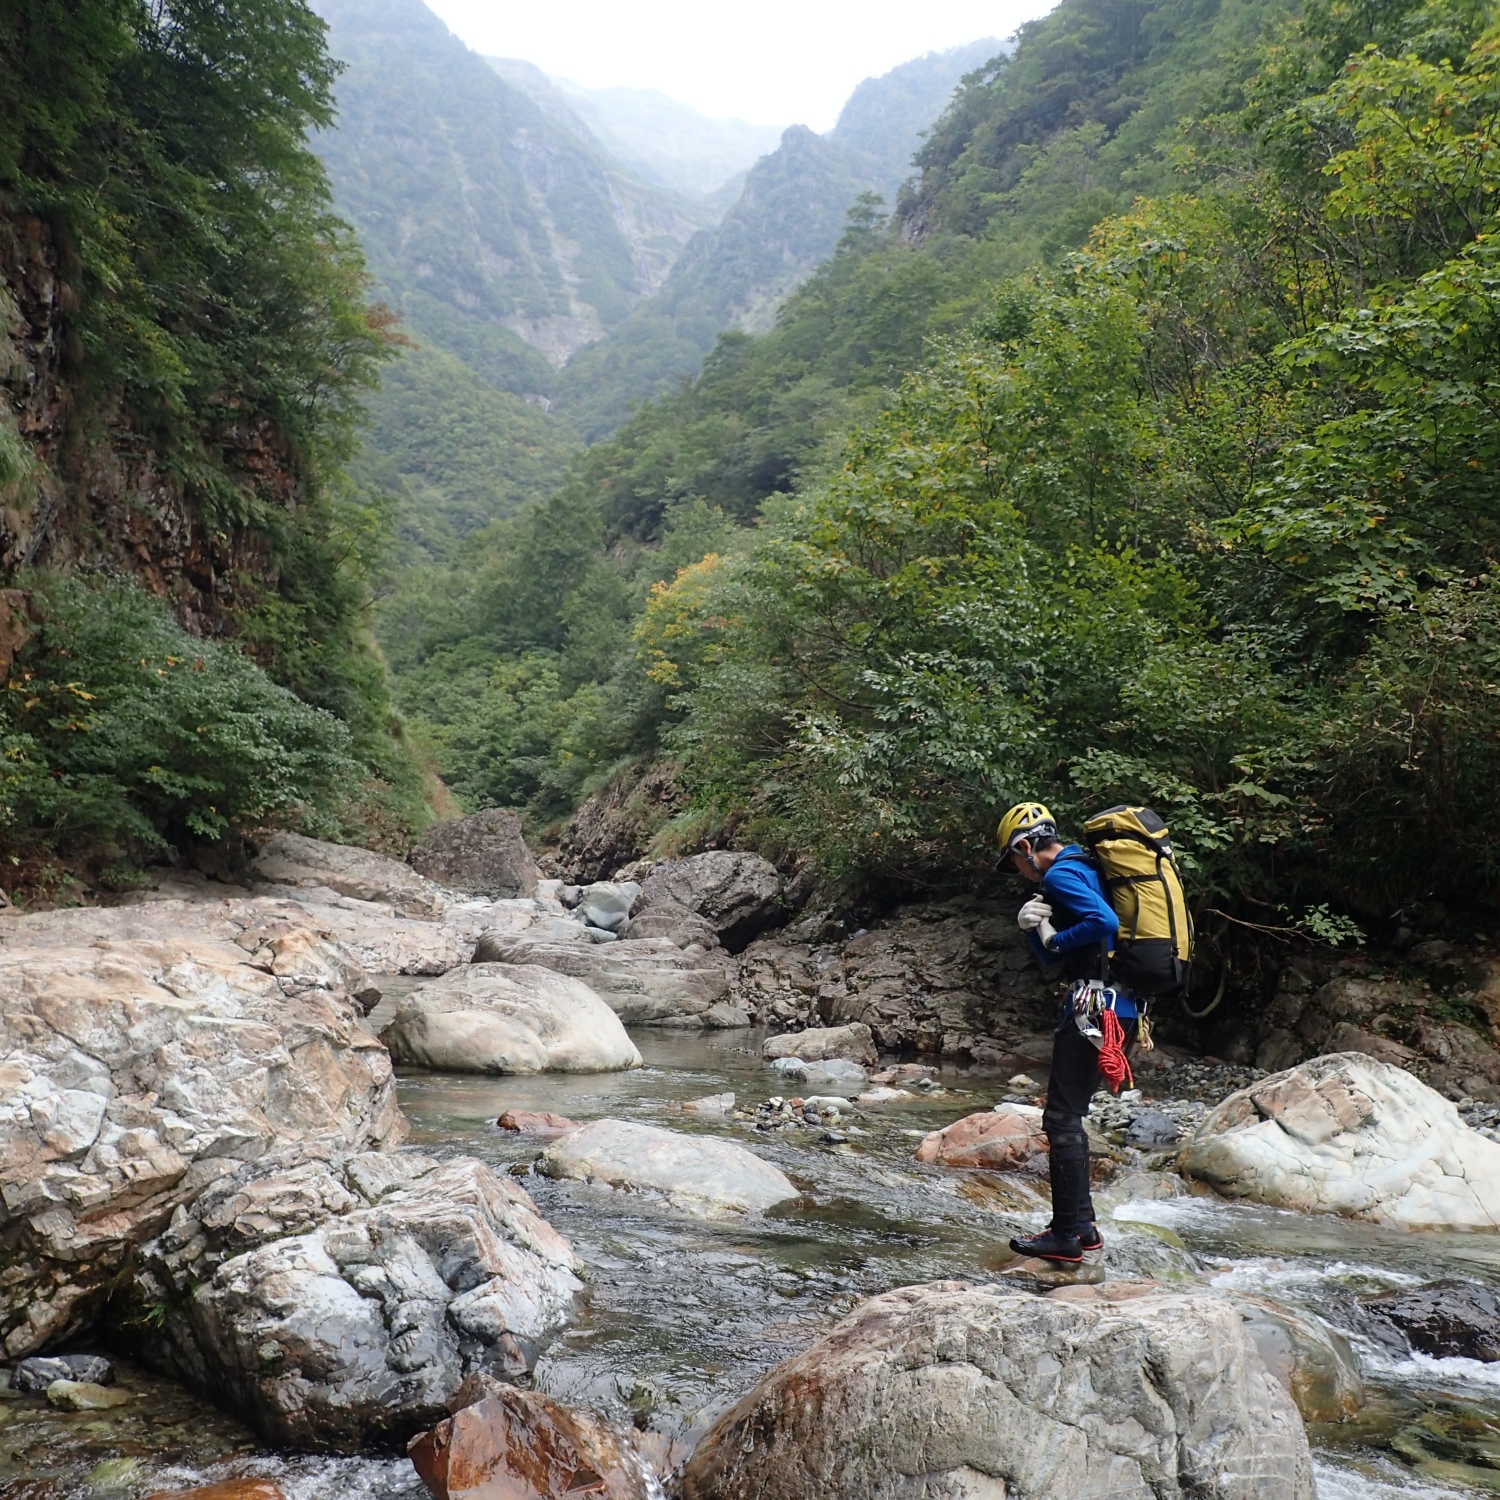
[554,38,1002,438]
[490,60,786,199]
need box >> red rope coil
[1099,1007,1133,1093]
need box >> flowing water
[8,1026,1500,1498]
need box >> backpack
[1081,806,1193,996]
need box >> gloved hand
[1017,896,1052,931]
[1037,915,1059,950]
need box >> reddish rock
[914,1107,1048,1172]
[144,1482,286,1500]
[408,1389,649,1500]
[498,1109,583,1138]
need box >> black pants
[1043,1015,1137,1235]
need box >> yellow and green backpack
[1080,806,1194,995]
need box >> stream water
[7,1025,1500,1498]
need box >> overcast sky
[422,0,1057,131]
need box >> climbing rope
[1099,1007,1134,1093]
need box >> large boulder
[407,809,539,899]
[248,831,443,918]
[538,1119,799,1218]
[575,881,640,934]
[1230,1295,1365,1423]
[472,933,738,1027]
[626,851,784,953]
[0,926,404,1358]
[681,1280,1314,1500]
[134,1150,583,1450]
[409,1387,653,1500]
[379,964,641,1074]
[1178,1053,1500,1229]
[762,1022,877,1066]
[914,1106,1049,1172]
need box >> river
[6,1026,1499,1498]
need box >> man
[995,801,1137,1264]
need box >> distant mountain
[490,60,785,199]
[316,0,711,383]
[554,39,1002,438]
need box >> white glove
[1037,916,1058,950]
[1017,897,1052,932]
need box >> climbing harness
[1066,979,1135,1092]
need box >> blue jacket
[1025,845,1138,1017]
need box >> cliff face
[1,215,287,638]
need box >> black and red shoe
[1078,1222,1103,1253]
[1008,1228,1084,1264]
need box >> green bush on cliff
[0,577,356,871]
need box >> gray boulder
[379,964,642,1075]
[135,1149,583,1450]
[763,1022,877,1066]
[407,809,539,899]
[1362,1279,1500,1362]
[769,1056,867,1096]
[472,933,733,1026]
[681,1281,1315,1500]
[13,1353,113,1391]
[539,1119,799,1218]
[627,851,784,953]
[576,880,640,934]
[249,831,443,918]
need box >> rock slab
[1178,1053,1500,1229]
[539,1119,799,1217]
[249,831,442,918]
[914,1106,1048,1172]
[409,1388,652,1500]
[380,964,642,1074]
[1363,1280,1500,1362]
[407,809,539,899]
[762,1022,876,1066]
[472,932,732,1027]
[681,1280,1315,1500]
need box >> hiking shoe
[1078,1222,1103,1252]
[1008,1228,1083,1264]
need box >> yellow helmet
[996,801,1057,869]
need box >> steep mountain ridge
[553,39,1002,438]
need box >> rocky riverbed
[8,831,1500,1498]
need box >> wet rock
[144,1484,286,1500]
[248,831,443,918]
[13,1353,113,1390]
[762,1022,877,1066]
[914,1106,1048,1172]
[471,933,731,1026]
[0,924,404,1359]
[408,1388,652,1500]
[1362,1280,1500,1362]
[856,1086,912,1104]
[498,1109,583,1139]
[380,963,641,1074]
[768,1056,867,1095]
[539,1119,799,1217]
[999,1256,1108,1289]
[576,881,641,934]
[1231,1295,1365,1422]
[135,1151,582,1450]
[675,1092,735,1116]
[1125,1108,1182,1147]
[870,1063,937,1086]
[46,1378,130,1410]
[1179,1053,1500,1229]
[407,809,539,899]
[680,1281,1315,1500]
[629,851,785,953]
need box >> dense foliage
[0,0,427,882]
[0,578,357,885]
[384,0,1500,932]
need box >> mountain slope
[553,40,1000,439]
[316,0,710,380]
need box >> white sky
[422,0,1058,132]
